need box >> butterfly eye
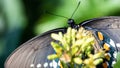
[97,32,104,41]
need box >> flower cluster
[47,27,105,68]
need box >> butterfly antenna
[70,1,81,19]
[46,11,69,19]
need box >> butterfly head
[68,19,80,29]
[68,19,75,27]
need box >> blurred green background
[0,0,120,68]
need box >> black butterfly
[4,16,120,68]
[4,1,120,68]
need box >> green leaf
[113,52,120,68]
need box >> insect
[5,1,120,68]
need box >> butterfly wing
[81,16,120,51]
[5,28,66,68]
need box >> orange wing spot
[103,43,110,51]
[102,62,108,68]
[105,53,111,61]
[97,32,104,41]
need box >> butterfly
[4,16,120,68]
[4,1,120,68]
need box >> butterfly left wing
[5,28,66,68]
